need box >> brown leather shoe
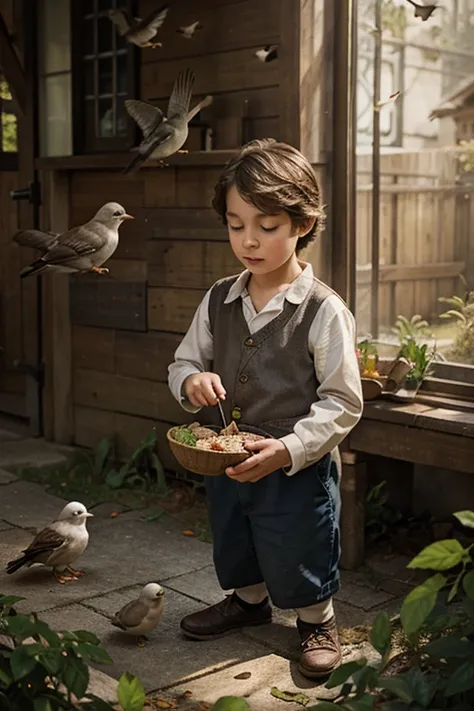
[297,616,342,679]
[180,593,272,640]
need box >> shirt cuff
[279,433,307,476]
[176,371,203,414]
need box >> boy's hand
[184,372,226,408]
[225,439,291,483]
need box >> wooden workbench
[339,398,474,570]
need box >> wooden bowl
[166,426,253,476]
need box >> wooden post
[41,171,73,444]
[340,450,368,570]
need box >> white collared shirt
[168,263,363,475]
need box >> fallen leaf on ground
[234,671,251,680]
[270,687,312,706]
[152,699,177,709]
[183,529,195,536]
[109,511,119,518]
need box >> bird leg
[136,635,148,647]
[177,149,189,154]
[157,160,169,168]
[53,569,79,584]
[65,565,85,577]
[139,41,162,48]
[90,266,109,275]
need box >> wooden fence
[355,149,474,335]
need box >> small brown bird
[111,583,165,646]
[108,4,169,48]
[406,0,437,21]
[14,202,133,278]
[123,69,213,174]
[6,501,93,584]
[176,21,203,39]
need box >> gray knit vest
[198,273,336,438]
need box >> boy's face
[225,185,300,275]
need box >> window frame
[0,77,18,170]
[70,0,138,154]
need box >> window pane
[116,95,127,136]
[1,113,17,152]
[83,0,94,15]
[39,73,72,156]
[83,18,95,56]
[98,15,113,53]
[39,0,71,73]
[116,52,127,94]
[98,57,113,95]
[84,59,95,97]
[98,98,114,136]
[84,98,97,141]
[97,0,114,10]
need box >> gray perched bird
[6,501,93,584]
[108,4,169,48]
[123,69,213,174]
[406,0,437,21]
[176,21,203,39]
[111,583,165,646]
[14,202,133,278]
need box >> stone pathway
[0,428,419,710]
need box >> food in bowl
[172,420,265,453]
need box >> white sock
[296,597,334,624]
[235,582,269,604]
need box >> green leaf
[117,671,146,711]
[6,615,36,639]
[209,699,250,711]
[400,574,446,637]
[463,570,474,601]
[425,636,474,658]
[76,643,112,665]
[71,630,100,645]
[370,612,391,655]
[326,659,367,689]
[352,665,379,694]
[408,539,465,570]
[453,511,474,529]
[448,570,464,602]
[39,651,61,676]
[61,654,89,700]
[105,469,126,489]
[146,509,165,522]
[407,668,437,708]
[10,647,37,680]
[379,677,413,704]
[306,704,342,711]
[94,437,113,475]
[270,687,311,705]
[0,667,12,686]
[445,658,474,696]
[34,699,54,711]
[32,620,60,647]
[348,696,375,711]
[0,595,25,607]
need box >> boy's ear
[295,218,316,238]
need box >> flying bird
[255,45,278,63]
[406,1,437,21]
[375,90,401,110]
[123,68,213,174]
[176,21,203,39]
[14,202,133,278]
[111,583,165,646]
[108,3,169,48]
[6,501,93,584]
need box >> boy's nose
[242,232,259,248]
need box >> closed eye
[228,224,243,231]
[261,226,278,232]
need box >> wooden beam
[356,261,465,285]
[0,10,25,114]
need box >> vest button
[231,407,242,420]
[244,337,254,346]
[239,374,249,384]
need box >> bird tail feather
[122,152,146,175]
[20,259,48,279]
[6,556,29,574]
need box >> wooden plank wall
[355,150,473,335]
[138,0,281,150]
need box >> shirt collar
[224,261,314,305]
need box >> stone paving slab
[0,438,72,469]
[0,515,213,612]
[40,591,270,691]
[0,469,18,484]
[0,428,22,441]
[0,480,68,530]
[164,565,226,606]
[0,519,14,532]
[335,581,395,610]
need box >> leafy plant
[357,339,380,376]
[0,595,145,710]
[72,437,115,482]
[365,481,404,544]
[439,278,474,364]
[393,315,430,343]
[393,315,435,387]
[105,431,167,493]
[306,509,474,710]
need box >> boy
[168,139,363,679]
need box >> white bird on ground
[108,4,169,48]
[6,501,93,584]
[111,583,165,646]
[14,202,133,278]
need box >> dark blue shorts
[204,453,340,609]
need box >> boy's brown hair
[212,138,325,252]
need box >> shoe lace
[301,624,338,652]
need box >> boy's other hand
[225,438,291,482]
[184,372,226,407]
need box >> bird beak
[85,512,94,517]
[121,214,134,220]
